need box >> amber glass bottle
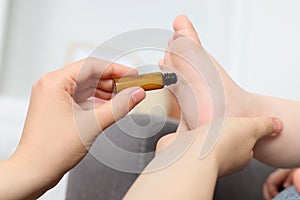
[114,72,177,93]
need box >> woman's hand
[157,116,283,177]
[125,116,283,200]
[0,58,145,199]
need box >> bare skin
[0,15,297,200]
[159,14,300,168]
[264,168,300,199]
[125,116,282,200]
[125,15,285,200]
[0,58,146,199]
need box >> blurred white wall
[0,0,236,97]
[236,0,300,100]
[0,0,9,71]
[1,0,300,199]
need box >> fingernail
[272,117,282,133]
[131,88,145,104]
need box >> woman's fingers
[67,57,138,82]
[56,57,137,96]
[76,78,114,93]
[74,88,113,103]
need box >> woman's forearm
[125,129,218,200]
[0,157,60,200]
[0,160,40,200]
[125,153,217,200]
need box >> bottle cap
[163,73,177,86]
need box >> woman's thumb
[95,87,145,132]
[252,116,283,140]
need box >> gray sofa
[66,114,275,200]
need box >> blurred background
[1,0,300,199]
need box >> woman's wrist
[3,152,63,199]
[0,159,44,199]
[125,154,218,200]
[186,153,218,199]
[164,128,219,198]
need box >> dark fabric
[66,114,275,200]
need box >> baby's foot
[161,15,245,130]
